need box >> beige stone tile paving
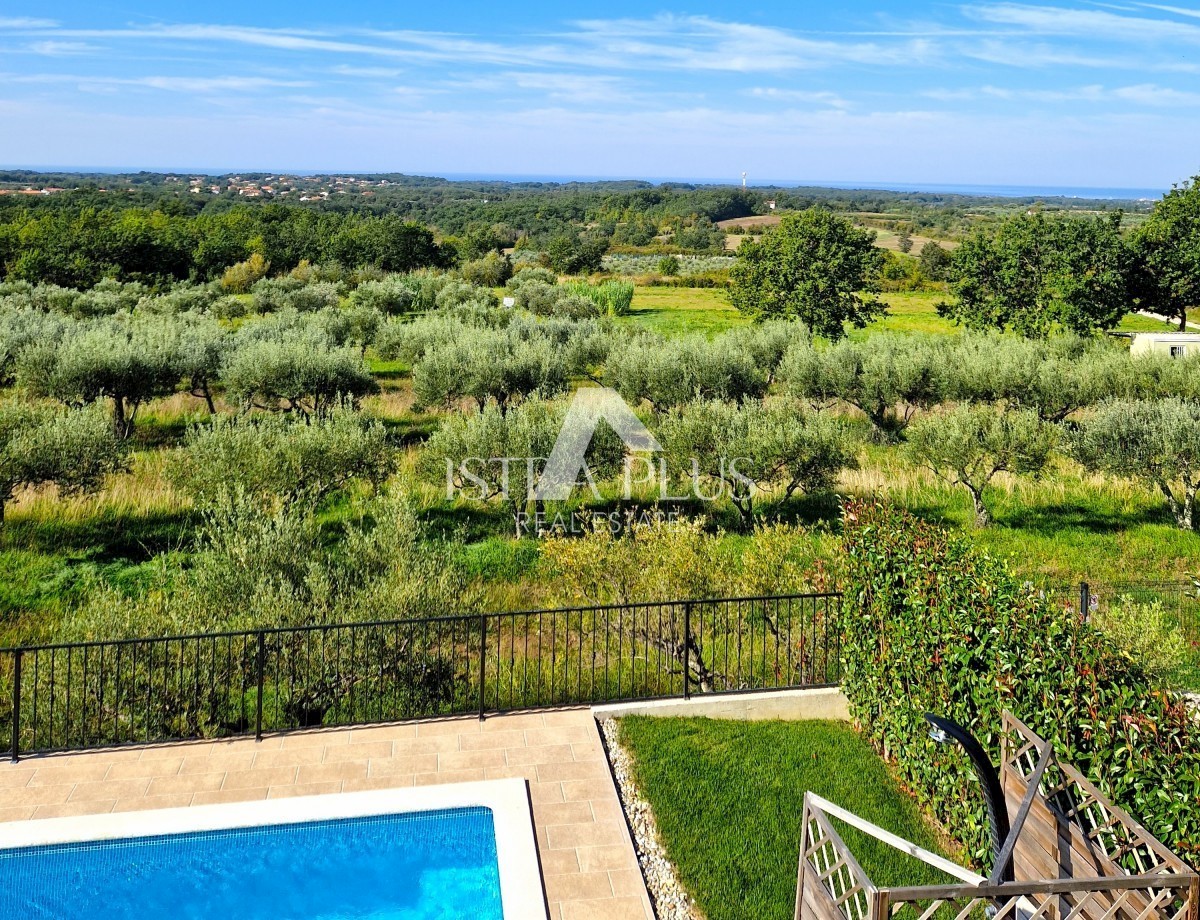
[0,709,654,920]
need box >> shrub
[461,251,513,287]
[840,499,1200,863]
[58,490,477,638]
[221,253,270,294]
[1094,597,1190,685]
[657,255,681,276]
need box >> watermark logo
[443,388,754,534]
[536,388,662,500]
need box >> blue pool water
[0,806,503,919]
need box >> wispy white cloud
[26,40,97,56]
[1,73,311,94]
[748,87,851,107]
[930,81,1200,106]
[0,17,58,28]
[965,3,1200,42]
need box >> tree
[1131,176,1200,331]
[460,251,513,287]
[779,334,949,440]
[420,398,563,535]
[917,241,952,282]
[17,317,182,438]
[605,335,769,410]
[412,329,569,413]
[657,400,859,529]
[0,403,127,523]
[948,334,1127,422]
[906,404,1056,528]
[942,212,1130,337]
[175,312,227,413]
[169,408,394,511]
[542,233,606,275]
[897,230,914,254]
[221,339,378,417]
[729,209,885,339]
[1070,398,1200,530]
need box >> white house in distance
[1130,332,1200,358]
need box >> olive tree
[1070,398,1200,530]
[906,404,1057,528]
[779,334,949,440]
[657,400,859,528]
[605,334,769,410]
[169,407,394,510]
[420,398,565,534]
[0,305,66,385]
[221,339,378,417]
[0,403,127,523]
[16,317,182,438]
[175,312,228,413]
[348,276,418,315]
[946,334,1128,422]
[411,329,569,412]
[730,209,885,338]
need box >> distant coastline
[0,166,1166,202]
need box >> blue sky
[3,2,1200,189]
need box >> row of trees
[728,176,1200,337]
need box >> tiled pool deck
[0,708,655,920]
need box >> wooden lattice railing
[795,714,1199,920]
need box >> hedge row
[839,499,1200,863]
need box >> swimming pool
[0,780,546,920]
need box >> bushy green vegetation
[839,499,1200,862]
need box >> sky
[2,2,1200,190]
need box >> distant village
[0,174,404,200]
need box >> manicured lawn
[617,718,956,920]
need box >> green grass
[617,718,956,920]
[622,286,749,337]
[854,291,958,338]
[1115,313,1177,333]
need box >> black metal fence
[0,593,842,760]
[1066,580,1200,645]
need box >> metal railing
[1069,580,1200,644]
[0,592,842,760]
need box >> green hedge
[839,499,1200,864]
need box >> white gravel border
[600,718,702,920]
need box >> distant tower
[741,172,747,188]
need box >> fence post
[10,650,22,764]
[254,632,266,742]
[478,614,487,721]
[682,602,692,700]
[1079,582,1091,623]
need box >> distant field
[622,286,749,336]
[623,285,1163,340]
